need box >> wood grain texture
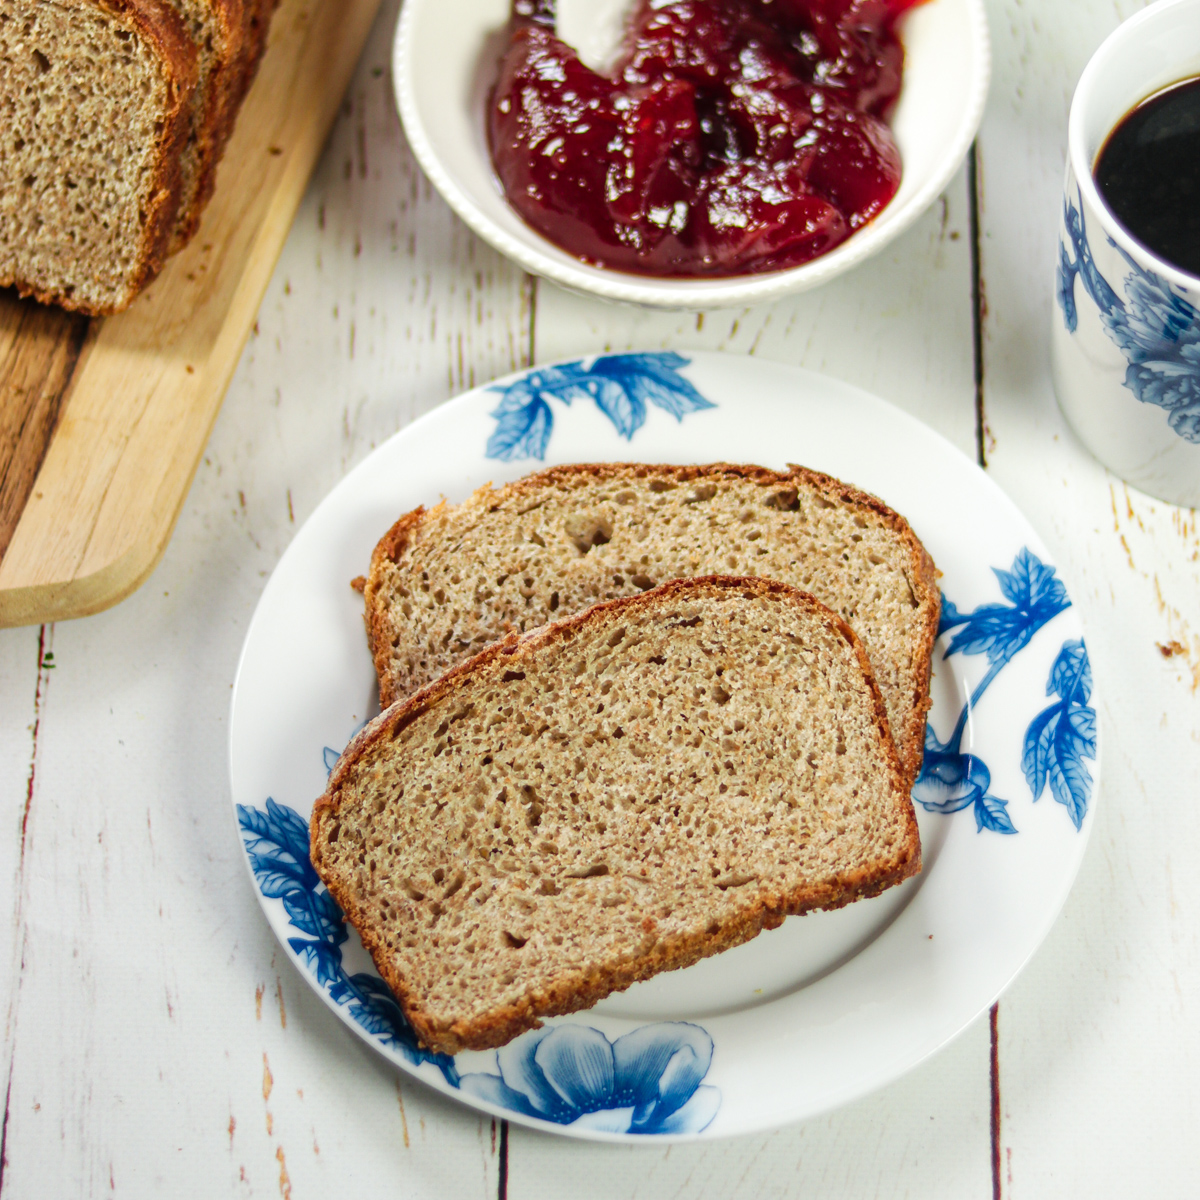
[507,1019,993,1199]
[0,293,88,561]
[2,0,1196,1192]
[0,3,527,1193]
[975,1,1200,1196]
[0,0,384,630]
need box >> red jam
[488,0,921,277]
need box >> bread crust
[2,0,199,315]
[315,575,923,1056]
[172,0,277,246]
[363,461,941,791]
[169,0,246,250]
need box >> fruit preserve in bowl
[395,0,990,309]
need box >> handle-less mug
[1051,0,1200,508]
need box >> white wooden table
[2,0,1197,1194]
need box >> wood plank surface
[976,2,1200,1196]
[0,0,383,629]
[1,0,1197,1195]
[0,294,87,562]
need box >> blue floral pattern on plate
[485,352,715,461]
[460,1023,720,1134]
[237,797,721,1135]
[1057,190,1200,442]
[913,548,1096,833]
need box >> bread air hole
[564,513,613,554]
[715,873,756,890]
[565,863,609,879]
[502,931,528,949]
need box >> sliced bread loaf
[165,0,244,250]
[0,0,198,314]
[170,0,277,246]
[312,576,921,1055]
[364,463,940,790]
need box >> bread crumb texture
[0,0,195,312]
[366,463,939,788]
[315,577,921,1055]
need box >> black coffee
[1094,76,1200,277]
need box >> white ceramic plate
[230,353,1098,1142]
[393,0,990,310]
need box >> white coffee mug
[1051,0,1200,508]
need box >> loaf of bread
[364,462,940,790]
[312,576,922,1055]
[171,0,276,248]
[0,0,276,314]
[166,0,243,251]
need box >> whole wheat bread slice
[364,463,940,790]
[169,0,277,247]
[313,576,921,1055]
[0,0,198,314]
[164,0,244,251]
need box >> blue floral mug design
[1049,0,1200,507]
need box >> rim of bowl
[1069,0,1200,294]
[393,0,992,310]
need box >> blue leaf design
[1049,637,1091,705]
[975,792,1016,835]
[238,802,319,894]
[943,549,1069,669]
[239,799,456,1080]
[1056,240,1079,333]
[241,801,718,1116]
[587,353,715,421]
[943,604,1038,665]
[994,548,1070,614]
[937,594,967,638]
[589,376,646,440]
[282,889,346,945]
[1020,706,1056,804]
[919,549,1086,836]
[484,354,713,460]
[291,940,345,989]
[1021,640,1097,830]
[323,746,340,775]
[486,395,554,461]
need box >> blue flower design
[459,1023,720,1134]
[915,728,1015,835]
[236,798,459,1083]
[486,353,715,461]
[240,791,723,1131]
[914,548,1093,834]
[1057,190,1200,443]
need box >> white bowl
[393,0,991,310]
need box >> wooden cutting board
[0,0,383,628]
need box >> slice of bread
[364,463,940,790]
[165,0,245,251]
[171,0,276,246]
[312,576,921,1055]
[0,0,198,315]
